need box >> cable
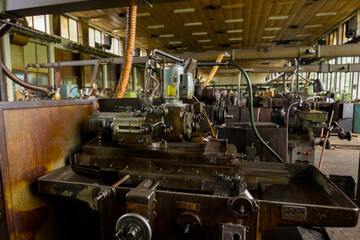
[203,110,216,137]
[197,62,284,163]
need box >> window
[60,15,78,42]
[89,28,95,47]
[106,36,121,55]
[140,49,147,57]
[26,15,51,34]
[95,29,102,44]
[329,30,337,45]
[89,27,103,47]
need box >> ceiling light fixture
[264,27,281,31]
[296,34,312,37]
[184,22,202,27]
[174,8,195,14]
[137,12,150,17]
[198,39,212,43]
[89,17,107,21]
[160,34,175,38]
[315,12,337,17]
[262,36,276,39]
[192,32,208,36]
[277,1,296,5]
[227,29,243,33]
[225,19,243,23]
[222,4,244,9]
[147,25,164,29]
[268,16,288,20]
[304,24,323,28]
[169,41,182,45]
[229,37,243,41]
[230,44,242,47]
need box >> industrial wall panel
[0,100,96,240]
[353,103,360,133]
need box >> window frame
[60,15,79,42]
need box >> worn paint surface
[353,103,360,133]
[0,101,95,240]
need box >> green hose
[229,63,284,163]
[197,62,284,163]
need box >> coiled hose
[197,62,284,163]
[114,5,137,98]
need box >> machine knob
[115,213,152,240]
[154,107,168,117]
[228,197,257,219]
[126,227,138,240]
[175,212,202,239]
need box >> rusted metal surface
[0,100,96,240]
[38,162,359,240]
[218,123,287,162]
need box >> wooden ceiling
[71,0,360,56]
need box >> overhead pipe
[0,20,51,95]
[178,44,360,61]
[0,19,17,38]
[2,63,50,94]
[90,59,103,90]
[114,5,137,98]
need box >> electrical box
[180,73,194,100]
[263,91,274,98]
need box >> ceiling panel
[71,0,360,56]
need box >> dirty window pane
[38,73,49,86]
[89,27,95,47]
[45,15,51,34]
[60,15,69,39]
[26,17,33,28]
[33,15,45,32]
[69,18,78,42]
[113,38,119,55]
[95,30,102,44]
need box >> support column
[133,67,138,91]
[48,42,55,88]
[48,15,55,88]
[102,64,108,89]
[0,34,14,101]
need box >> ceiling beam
[177,44,360,61]
[211,63,360,74]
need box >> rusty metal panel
[0,100,96,240]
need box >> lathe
[36,51,359,240]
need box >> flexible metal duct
[114,5,137,98]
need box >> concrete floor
[314,135,360,181]
[313,134,360,240]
